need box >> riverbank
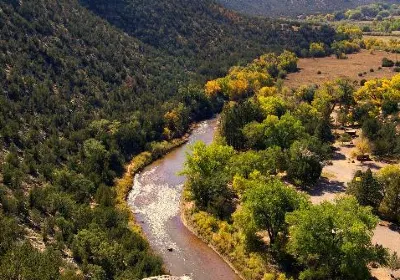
[181,188,284,280]
[180,192,246,280]
[114,125,197,234]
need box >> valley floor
[285,50,399,88]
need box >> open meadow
[285,50,399,89]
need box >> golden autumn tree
[205,80,221,97]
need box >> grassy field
[285,50,399,89]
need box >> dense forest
[79,0,335,78]
[0,0,340,279]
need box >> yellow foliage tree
[355,74,400,108]
[355,137,371,156]
[205,79,221,97]
[258,86,279,97]
[227,78,249,100]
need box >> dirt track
[308,136,400,279]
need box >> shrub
[394,67,400,72]
[278,70,287,79]
[336,52,348,59]
[309,42,326,58]
[382,57,395,67]
[339,133,352,144]
[317,70,322,75]
[370,68,374,72]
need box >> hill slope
[80,0,335,77]
[215,0,386,17]
[0,0,190,278]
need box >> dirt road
[308,139,400,279]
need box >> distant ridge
[215,0,393,17]
[79,0,335,77]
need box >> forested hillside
[79,0,335,77]
[216,0,390,17]
[0,0,338,279]
[0,0,197,278]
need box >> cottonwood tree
[377,165,400,223]
[287,140,323,187]
[286,197,387,280]
[239,176,309,245]
[182,142,235,217]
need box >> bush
[382,57,395,67]
[309,42,326,58]
[278,70,287,79]
[382,100,399,115]
[394,67,400,72]
[370,68,374,72]
[336,52,347,59]
[339,133,352,144]
[317,70,322,75]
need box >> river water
[127,118,241,280]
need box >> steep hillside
[215,0,388,17]
[0,0,192,278]
[80,0,335,77]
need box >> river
[127,118,241,280]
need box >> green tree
[377,165,400,223]
[0,212,22,255]
[0,242,61,280]
[257,96,288,117]
[337,78,355,107]
[220,101,264,149]
[83,138,111,184]
[241,176,309,245]
[347,169,383,209]
[182,142,235,217]
[286,197,387,280]
[339,132,352,144]
[243,113,306,150]
[314,117,334,143]
[287,140,322,187]
[228,147,285,178]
